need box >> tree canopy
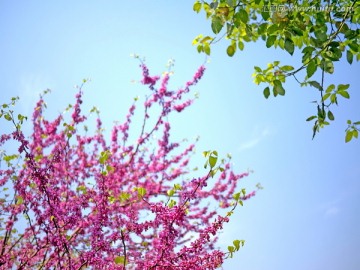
[193,0,359,142]
[0,62,258,269]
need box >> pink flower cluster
[0,63,255,269]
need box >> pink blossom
[0,62,256,269]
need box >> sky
[1,1,359,269]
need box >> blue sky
[1,1,359,269]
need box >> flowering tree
[0,62,257,269]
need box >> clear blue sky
[1,1,359,269]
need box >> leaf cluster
[193,0,360,141]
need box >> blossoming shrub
[0,63,256,269]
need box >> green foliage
[203,150,226,177]
[345,120,360,142]
[193,0,360,142]
[16,195,23,205]
[227,239,245,258]
[166,184,182,208]
[306,82,355,139]
[99,150,111,165]
[232,188,246,206]
[114,256,127,266]
[203,150,218,169]
[76,185,87,195]
[135,187,147,198]
[63,123,75,139]
[2,154,20,167]
[119,192,131,202]
[1,97,28,131]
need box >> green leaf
[258,23,268,35]
[16,196,23,205]
[226,44,235,57]
[266,35,276,48]
[302,46,315,54]
[193,2,202,13]
[263,87,270,99]
[330,93,337,104]
[306,115,317,121]
[325,84,335,93]
[261,11,270,21]
[327,110,334,121]
[291,26,303,36]
[346,50,353,64]
[353,129,359,139]
[306,60,317,78]
[226,0,234,6]
[348,42,358,52]
[314,30,327,42]
[280,65,294,72]
[273,80,285,96]
[106,165,114,173]
[99,150,111,165]
[204,43,211,55]
[108,195,116,203]
[168,199,176,208]
[4,114,12,121]
[233,192,240,201]
[233,240,240,251]
[237,40,244,50]
[199,36,212,44]
[308,81,322,90]
[137,187,146,198]
[211,16,224,34]
[238,9,249,23]
[322,93,330,101]
[328,41,339,48]
[312,121,319,139]
[345,131,353,143]
[167,189,175,197]
[3,154,19,163]
[114,256,126,265]
[338,91,350,99]
[119,192,131,202]
[267,24,278,34]
[324,48,342,61]
[320,59,334,74]
[76,185,87,194]
[302,50,315,63]
[210,169,217,178]
[337,84,350,92]
[209,155,217,169]
[254,66,262,72]
[284,38,294,55]
[353,121,360,125]
[317,105,325,119]
[203,151,209,157]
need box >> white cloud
[324,206,340,217]
[317,198,341,218]
[238,127,272,151]
[239,138,261,150]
